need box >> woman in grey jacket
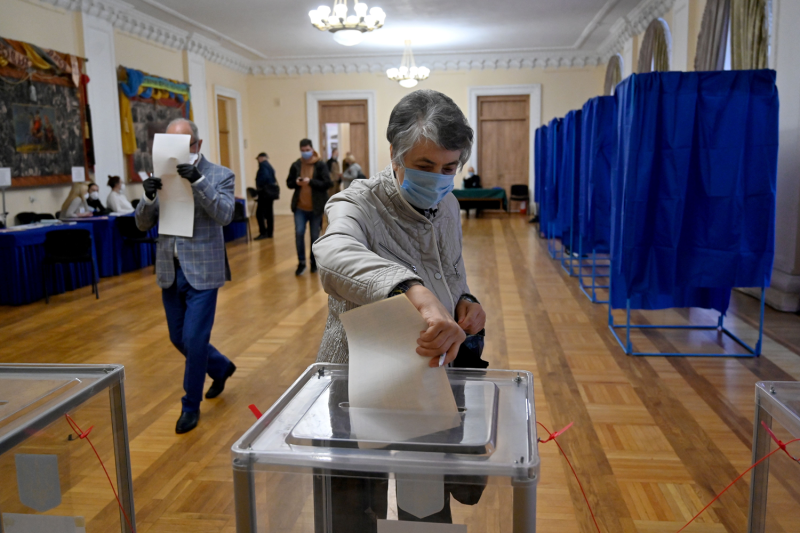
[313,89,486,367]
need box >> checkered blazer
[135,155,235,290]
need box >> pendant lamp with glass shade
[309,0,386,46]
[386,41,430,88]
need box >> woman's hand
[456,299,486,335]
[405,284,466,367]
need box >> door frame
[306,90,378,177]
[213,85,247,209]
[468,84,542,197]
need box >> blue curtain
[534,125,547,209]
[610,70,779,312]
[579,96,616,254]
[544,118,563,238]
[558,110,583,251]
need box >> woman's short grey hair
[167,118,200,142]
[387,90,473,169]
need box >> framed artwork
[12,104,60,153]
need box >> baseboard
[737,268,800,312]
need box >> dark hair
[107,175,121,188]
[300,138,313,148]
[87,181,99,191]
[387,89,473,168]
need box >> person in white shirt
[60,182,93,219]
[106,175,134,215]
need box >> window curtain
[730,0,769,69]
[695,0,730,70]
[603,54,623,95]
[637,19,671,73]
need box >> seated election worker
[106,175,135,215]
[60,182,93,219]
[85,182,110,215]
[311,89,487,529]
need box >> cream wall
[247,66,605,215]
[114,32,184,81]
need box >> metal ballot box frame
[748,381,800,533]
[232,364,539,533]
[0,364,135,533]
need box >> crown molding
[598,0,676,60]
[38,0,252,74]
[36,0,676,77]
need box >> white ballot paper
[153,133,194,237]
[340,295,460,519]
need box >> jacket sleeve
[255,164,268,189]
[193,170,235,226]
[286,163,298,189]
[311,160,332,191]
[135,194,158,231]
[313,194,423,306]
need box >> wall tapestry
[0,36,89,187]
[118,66,191,182]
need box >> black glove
[177,164,202,183]
[143,177,162,200]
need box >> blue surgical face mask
[398,166,455,209]
[301,150,313,160]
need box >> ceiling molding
[35,0,677,77]
[598,0,676,60]
[38,0,252,73]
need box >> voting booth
[0,364,135,533]
[748,381,800,532]
[232,363,539,532]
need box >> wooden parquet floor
[1,214,799,532]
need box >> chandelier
[309,1,386,47]
[386,41,430,88]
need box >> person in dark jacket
[254,152,277,240]
[287,138,332,275]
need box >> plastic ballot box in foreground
[232,363,539,533]
[748,381,800,533]
[0,364,135,533]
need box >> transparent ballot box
[232,364,539,533]
[0,364,134,533]
[748,381,800,533]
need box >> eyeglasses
[190,140,199,147]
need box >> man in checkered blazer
[135,118,237,434]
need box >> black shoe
[175,411,199,434]
[205,362,236,399]
[254,234,269,241]
[310,263,318,274]
[296,263,306,276]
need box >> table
[232,364,539,532]
[453,188,508,217]
[224,198,248,242]
[0,222,97,305]
[0,364,135,533]
[63,216,156,277]
[748,381,800,532]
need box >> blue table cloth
[610,70,779,312]
[579,96,615,253]
[0,223,97,305]
[224,198,248,242]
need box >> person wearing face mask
[311,89,488,529]
[85,182,110,215]
[134,118,237,435]
[462,166,482,189]
[106,175,134,215]
[286,138,332,276]
[60,182,94,219]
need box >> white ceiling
[125,0,643,62]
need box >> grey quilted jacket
[313,164,471,364]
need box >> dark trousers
[256,198,274,237]
[294,209,322,265]
[162,265,231,413]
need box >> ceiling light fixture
[309,1,386,47]
[386,41,430,88]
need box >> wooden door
[319,100,369,173]
[217,97,231,169]
[477,95,529,198]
